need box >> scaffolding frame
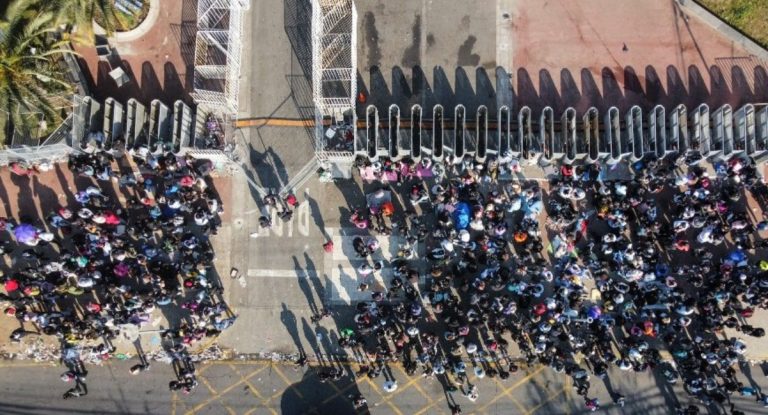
[191,0,250,117]
[312,0,357,160]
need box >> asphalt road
[2,358,768,415]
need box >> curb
[93,0,161,42]
[679,0,768,62]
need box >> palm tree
[0,1,74,145]
[23,0,120,43]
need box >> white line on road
[246,269,320,278]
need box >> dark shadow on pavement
[280,367,364,415]
[281,303,306,360]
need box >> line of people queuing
[314,153,768,414]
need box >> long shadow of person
[303,253,326,310]
[10,173,41,226]
[293,256,319,316]
[306,193,331,241]
[281,303,307,360]
[302,316,325,366]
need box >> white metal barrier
[173,100,194,153]
[411,105,422,160]
[102,97,124,149]
[388,104,400,159]
[562,107,577,162]
[149,99,171,153]
[649,105,666,158]
[735,104,754,155]
[755,106,768,159]
[73,95,99,149]
[126,99,146,149]
[540,106,556,163]
[433,105,444,161]
[454,104,466,161]
[669,104,687,155]
[192,0,250,116]
[519,106,537,161]
[497,105,511,157]
[626,105,643,161]
[584,107,600,162]
[605,106,623,162]
[476,106,488,162]
[366,105,378,159]
[713,104,733,159]
[692,103,711,156]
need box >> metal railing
[191,0,250,117]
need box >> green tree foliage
[0,0,73,145]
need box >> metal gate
[605,106,623,162]
[149,99,171,153]
[540,106,556,163]
[754,105,768,159]
[626,105,643,161]
[410,105,422,160]
[584,107,600,162]
[498,106,515,157]
[102,97,124,150]
[669,104,687,155]
[692,103,711,156]
[476,105,488,162]
[562,107,577,162]
[454,104,466,160]
[172,100,193,153]
[73,95,100,149]
[519,106,536,161]
[388,104,400,159]
[433,105,444,160]
[735,104,754,156]
[713,104,734,159]
[366,105,378,159]
[649,105,666,158]
[126,99,146,150]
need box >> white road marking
[246,269,319,278]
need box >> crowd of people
[0,148,236,398]
[313,153,768,414]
